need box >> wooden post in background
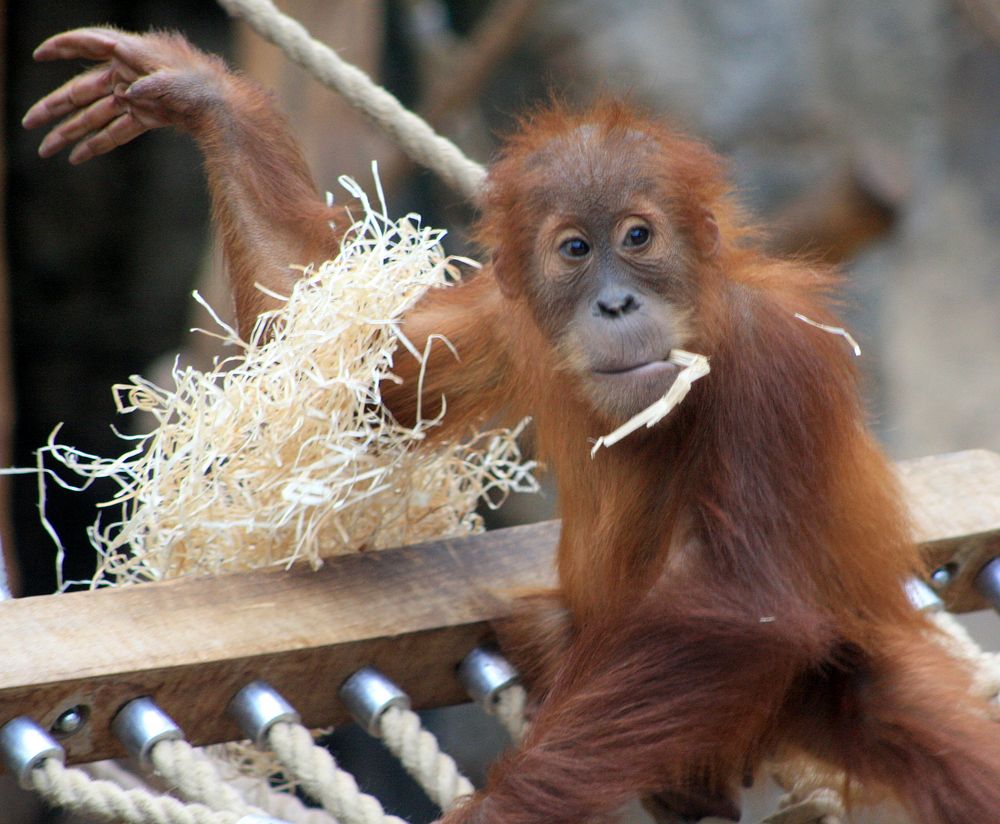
[0,0,20,598]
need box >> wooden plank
[0,521,558,765]
[0,450,996,766]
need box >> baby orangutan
[25,27,1000,824]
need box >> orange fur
[28,33,1000,822]
[418,105,1000,823]
[197,91,1000,824]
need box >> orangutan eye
[623,225,651,248]
[560,237,591,258]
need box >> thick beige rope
[377,705,474,811]
[31,757,244,824]
[87,736,339,824]
[494,683,528,745]
[215,0,487,200]
[150,739,265,817]
[225,771,341,824]
[153,739,342,824]
[83,758,163,793]
[266,720,404,824]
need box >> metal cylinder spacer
[974,557,1000,612]
[111,697,184,768]
[904,577,943,612]
[459,647,520,712]
[0,717,65,790]
[228,681,301,747]
[237,815,294,824]
[339,667,410,736]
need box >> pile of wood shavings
[40,174,537,589]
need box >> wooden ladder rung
[0,449,997,765]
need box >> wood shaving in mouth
[590,350,710,457]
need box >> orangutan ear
[696,208,721,259]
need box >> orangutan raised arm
[24,27,341,338]
[23,27,509,438]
